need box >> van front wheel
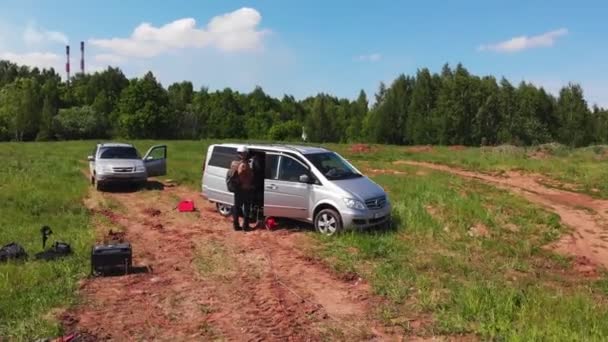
[315,209,342,236]
[216,203,232,217]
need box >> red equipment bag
[177,200,195,212]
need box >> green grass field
[330,143,608,199]
[313,162,608,340]
[0,142,93,339]
[2,140,608,340]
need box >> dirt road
[63,184,398,341]
[396,161,608,273]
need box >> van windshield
[304,152,361,180]
[99,147,140,159]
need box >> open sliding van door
[264,154,313,220]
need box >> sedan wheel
[315,209,342,236]
[216,203,233,217]
[94,178,104,192]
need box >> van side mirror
[87,155,94,162]
[299,174,310,183]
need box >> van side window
[265,154,279,179]
[208,146,237,168]
[278,156,308,182]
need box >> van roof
[216,143,329,155]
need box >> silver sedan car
[88,142,167,191]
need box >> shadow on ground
[91,265,152,278]
[99,181,165,193]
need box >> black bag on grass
[0,243,28,263]
[35,242,72,261]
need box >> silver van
[201,144,391,235]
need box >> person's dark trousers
[233,190,252,231]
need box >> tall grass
[0,142,94,339]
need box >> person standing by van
[228,146,254,231]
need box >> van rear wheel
[315,209,342,236]
[216,203,232,217]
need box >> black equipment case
[91,243,132,275]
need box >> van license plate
[373,213,380,219]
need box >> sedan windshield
[304,152,361,180]
[99,147,140,159]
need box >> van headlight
[101,165,113,173]
[135,165,145,172]
[343,198,366,210]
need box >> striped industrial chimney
[80,41,85,74]
[65,45,70,84]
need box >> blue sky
[0,0,606,107]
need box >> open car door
[143,145,167,177]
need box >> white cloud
[89,7,269,58]
[355,53,382,62]
[23,22,68,46]
[0,52,62,70]
[0,22,66,72]
[86,64,107,74]
[94,53,126,64]
[479,28,568,53]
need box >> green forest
[0,60,606,146]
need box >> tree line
[0,60,606,146]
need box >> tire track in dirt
[396,160,608,273]
[63,184,398,341]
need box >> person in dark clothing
[250,152,265,207]
[229,146,254,231]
